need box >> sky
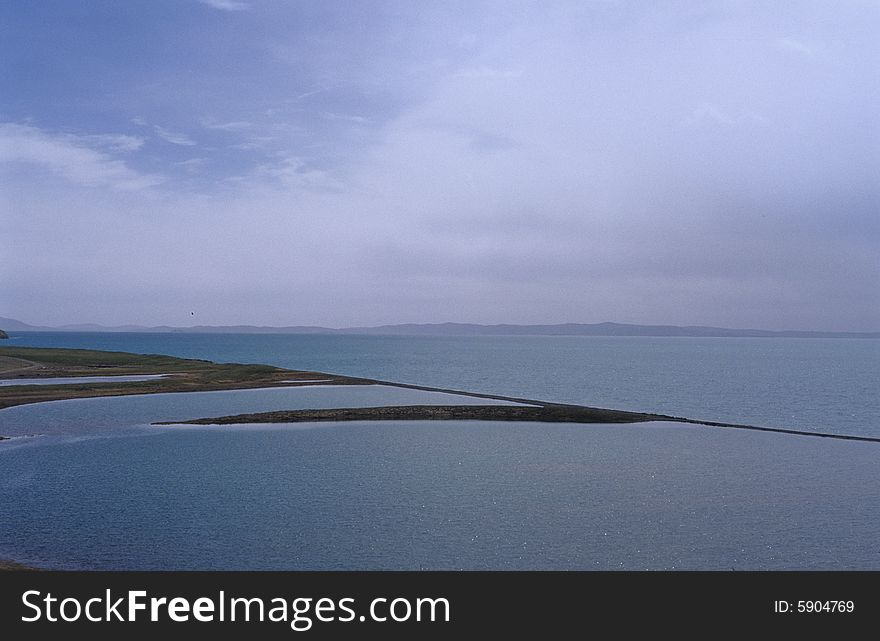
[1,1,878,330]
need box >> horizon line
[2,317,878,336]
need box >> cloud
[244,154,345,192]
[290,85,343,102]
[683,103,736,127]
[85,134,146,152]
[0,122,161,190]
[154,125,197,146]
[176,158,207,173]
[776,38,814,57]
[2,2,877,329]
[197,0,248,11]
[230,138,275,150]
[321,112,371,124]
[681,104,769,128]
[201,119,255,131]
[453,66,524,79]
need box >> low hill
[0,317,876,338]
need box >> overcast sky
[1,1,878,330]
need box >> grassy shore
[0,346,369,410]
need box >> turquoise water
[1,331,878,569]
[5,331,878,435]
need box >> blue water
[1,331,878,569]
[2,421,878,570]
[5,331,878,435]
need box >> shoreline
[0,345,371,411]
[4,346,879,444]
[155,403,671,426]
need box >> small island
[155,403,671,425]
[0,330,8,339]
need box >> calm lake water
[1,331,878,569]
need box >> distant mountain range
[1,316,877,338]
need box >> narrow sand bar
[0,374,170,386]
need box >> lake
[1,332,878,569]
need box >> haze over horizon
[3,315,879,337]
[2,1,878,332]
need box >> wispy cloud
[197,0,248,11]
[0,122,161,190]
[245,154,345,192]
[776,38,814,57]
[453,65,524,79]
[176,158,207,173]
[154,125,197,146]
[201,119,255,131]
[682,103,735,127]
[682,104,770,128]
[293,86,338,101]
[230,137,276,150]
[321,112,371,124]
[85,133,146,152]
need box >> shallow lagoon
[0,374,169,387]
[0,384,522,438]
